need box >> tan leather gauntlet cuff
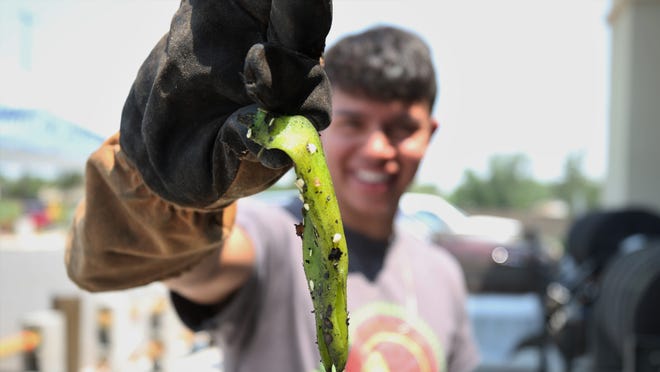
[66,133,237,292]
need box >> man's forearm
[164,225,256,305]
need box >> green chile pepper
[248,109,348,372]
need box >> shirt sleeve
[445,256,481,372]
[448,302,480,371]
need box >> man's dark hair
[324,25,437,110]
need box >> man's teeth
[356,170,389,183]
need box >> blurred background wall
[605,0,660,210]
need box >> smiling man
[311,27,478,371]
[66,1,479,368]
[323,91,437,239]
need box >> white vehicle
[397,192,524,244]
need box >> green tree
[449,154,550,210]
[53,171,84,190]
[408,182,442,196]
[551,153,602,215]
[0,171,83,199]
[0,174,47,199]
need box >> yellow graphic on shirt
[345,302,445,372]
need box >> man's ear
[429,117,439,138]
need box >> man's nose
[362,130,395,158]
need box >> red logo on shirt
[345,302,445,372]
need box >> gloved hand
[120,0,332,208]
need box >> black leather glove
[119,0,332,208]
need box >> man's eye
[387,125,418,141]
[338,120,362,130]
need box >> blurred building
[605,0,660,211]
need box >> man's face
[321,89,437,235]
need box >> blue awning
[0,105,103,172]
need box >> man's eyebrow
[384,113,421,127]
[333,109,364,118]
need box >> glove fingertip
[243,44,274,109]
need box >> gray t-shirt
[171,199,479,372]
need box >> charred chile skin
[248,109,349,372]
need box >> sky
[0,0,611,192]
